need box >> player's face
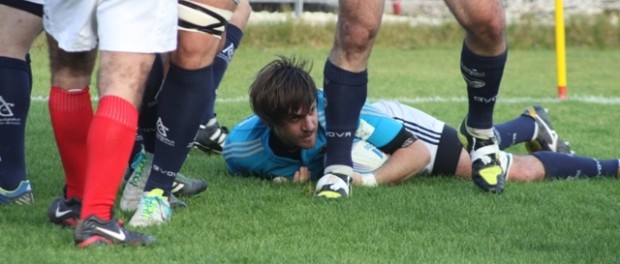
[276,103,318,149]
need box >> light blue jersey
[223,90,405,181]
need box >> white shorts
[372,100,462,176]
[44,0,177,52]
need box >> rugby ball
[351,139,389,174]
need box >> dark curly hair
[249,55,317,127]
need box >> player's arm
[353,128,431,186]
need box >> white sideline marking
[380,96,620,105]
[31,95,620,105]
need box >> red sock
[48,87,93,200]
[81,96,138,220]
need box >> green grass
[2,43,620,263]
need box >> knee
[172,37,219,69]
[462,15,505,45]
[335,21,380,55]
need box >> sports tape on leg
[178,0,233,39]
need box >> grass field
[2,44,620,263]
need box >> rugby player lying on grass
[223,56,619,193]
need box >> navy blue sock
[533,152,619,179]
[139,54,165,153]
[146,63,213,196]
[461,43,507,129]
[214,24,243,88]
[200,23,244,125]
[0,57,31,190]
[494,115,535,150]
[323,60,368,168]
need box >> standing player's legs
[194,0,252,155]
[444,0,508,193]
[191,28,237,153]
[44,0,97,222]
[0,1,42,205]
[120,54,164,211]
[315,0,385,199]
[127,0,236,227]
[45,0,176,247]
[78,0,176,243]
[46,37,96,208]
[122,53,207,210]
[125,1,251,206]
[81,50,153,216]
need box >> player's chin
[297,136,316,149]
